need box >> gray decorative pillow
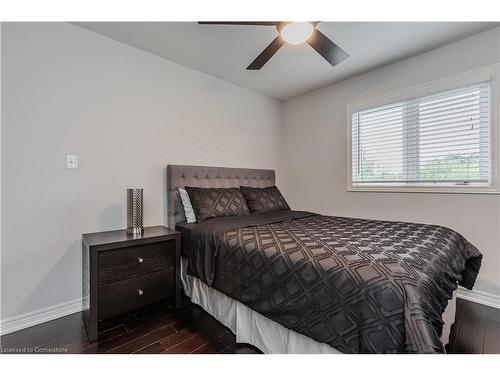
[240,186,290,214]
[184,187,250,222]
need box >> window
[350,81,493,190]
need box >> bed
[166,164,482,354]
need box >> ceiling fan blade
[247,36,285,70]
[198,22,278,26]
[307,29,348,67]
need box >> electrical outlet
[67,155,78,169]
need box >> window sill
[347,185,500,195]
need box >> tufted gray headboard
[166,164,275,228]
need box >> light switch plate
[66,155,78,169]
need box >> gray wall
[1,23,282,321]
[281,27,500,298]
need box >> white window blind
[351,82,491,185]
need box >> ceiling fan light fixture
[280,22,314,44]
[199,21,349,69]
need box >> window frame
[346,65,500,194]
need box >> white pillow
[178,188,197,223]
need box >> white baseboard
[457,288,500,309]
[0,287,497,337]
[0,298,83,336]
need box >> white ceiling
[73,22,499,100]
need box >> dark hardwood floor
[1,298,498,354]
[447,298,500,354]
[0,298,261,354]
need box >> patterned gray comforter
[177,210,482,353]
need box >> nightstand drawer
[98,241,174,286]
[98,269,174,320]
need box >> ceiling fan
[198,21,349,70]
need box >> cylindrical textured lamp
[127,188,144,235]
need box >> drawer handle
[138,289,144,296]
[137,257,144,263]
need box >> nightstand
[82,225,180,342]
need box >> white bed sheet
[181,258,457,354]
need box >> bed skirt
[181,258,457,354]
